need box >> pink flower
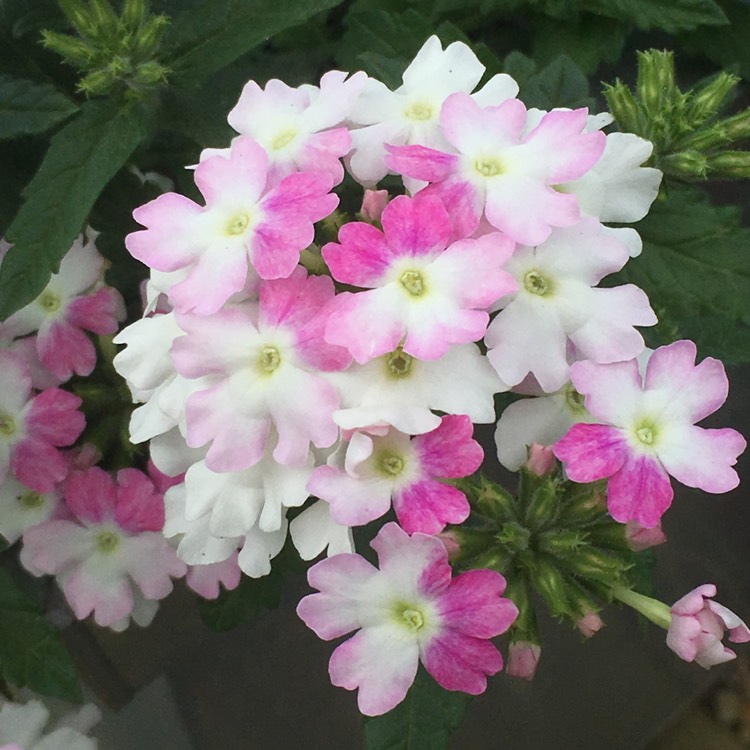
[323,193,516,363]
[185,553,242,599]
[21,467,186,629]
[297,522,518,715]
[126,136,338,315]
[525,444,556,477]
[2,233,125,381]
[553,341,746,527]
[667,584,750,668]
[625,520,667,551]
[307,414,483,534]
[386,94,605,245]
[577,611,604,638]
[171,268,349,471]
[0,351,85,493]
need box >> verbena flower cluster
[3,36,745,717]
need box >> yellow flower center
[385,347,414,379]
[271,129,297,150]
[474,157,504,177]
[97,530,120,553]
[404,102,433,121]
[564,383,586,413]
[38,290,61,313]
[377,451,405,477]
[399,270,425,297]
[226,212,251,236]
[523,270,552,296]
[257,345,282,374]
[18,491,44,509]
[0,413,16,437]
[401,608,424,630]
[635,425,655,445]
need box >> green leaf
[0,75,77,139]
[0,97,147,319]
[0,569,81,701]
[622,186,750,363]
[522,54,593,110]
[169,0,345,82]
[364,667,471,750]
[582,0,727,33]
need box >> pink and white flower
[386,93,606,245]
[0,352,85,493]
[347,36,518,185]
[171,268,350,471]
[2,233,125,381]
[297,522,518,715]
[227,70,367,185]
[553,341,746,527]
[21,467,186,630]
[484,218,656,392]
[0,474,64,545]
[667,584,750,668]
[126,136,338,315]
[308,415,482,534]
[0,698,99,750]
[323,194,516,362]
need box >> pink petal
[607,452,673,527]
[37,321,97,379]
[553,423,630,482]
[569,358,643,426]
[194,136,268,205]
[413,414,484,477]
[419,178,482,239]
[67,287,124,334]
[385,144,460,183]
[12,438,68,493]
[380,194,452,257]
[114,468,165,532]
[393,480,470,534]
[26,388,84,445]
[329,626,419,716]
[322,223,394,286]
[64,467,118,523]
[422,629,503,694]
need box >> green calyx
[43,0,170,97]
[604,49,750,181]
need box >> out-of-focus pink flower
[525,444,556,477]
[506,641,541,680]
[360,189,389,222]
[625,520,667,551]
[667,584,750,668]
[297,522,518,715]
[185,553,242,599]
[577,610,604,638]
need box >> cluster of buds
[101,35,746,714]
[605,49,750,179]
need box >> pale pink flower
[347,36,518,185]
[386,93,605,245]
[359,189,389,221]
[171,268,349,471]
[323,193,516,362]
[0,474,64,545]
[506,641,541,680]
[484,217,656,392]
[21,467,186,629]
[2,233,124,381]
[525,444,556,477]
[126,136,338,315]
[625,521,667,551]
[308,415,482,534]
[0,351,85,493]
[297,522,518,715]
[577,611,604,638]
[185,553,242,599]
[553,341,746,527]
[227,70,367,185]
[667,584,750,668]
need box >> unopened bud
[680,124,730,152]
[360,189,389,222]
[723,108,750,142]
[41,30,95,68]
[531,556,572,617]
[58,0,98,37]
[603,81,641,134]
[688,72,740,126]
[474,476,518,523]
[625,521,667,551]
[133,14,170,58]
[561,547,631,585]
[538,529,585,558]
[133,60,169,88]
[436,530,461,561]
[523,477,560,530]
[637,50,676,113]
[506,641,541,680]
[706,150,750,178]
[121,0,147,29]
[576,610,604,638]
[446,526,495,564]
[468,547,513,573]
[585,521,631,551]
[497,521,531,554]
[525,443,556,477]
[87,0,120,38]
[662,150,708,178]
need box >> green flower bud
[466,546,514,574]
[58,0,99,37]
[121,0,147,29]
[662,150,709,178]
[688,72,740,126]
[583,521,631,551]
[504,576,538,639]
[133,60,169,88]
[679,124,730,153]
[496,521,531,555]
[523,476,560,531]
[603,81,642,135]
[537,529,586,558]
[530,556,573,618]
[560,546,631,586]
[133,14,169,58]
[41,30,95,68]
[722,108,750,142]
[706,150,750,178]
[637,50,676,114]
[86,0,121,38]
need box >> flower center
[401,608,424,631]
[377,451,405,477]
[271,129,297,150]
[385,347,414,379]
[635,425,656,446]
[38,289,61,313]
[18,491,44,509]
[0,413,16,437]
[96,530,120,553]
[523,270,552,296]
[404,102,433,121]
[399,270,425,297]
[474,157,504,177]
[564,383,586,413]
[257,345,282,374]
[226,212,251,236]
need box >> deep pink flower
[307,414,483,534]
[297,522,518,715]
[553,341,746,527]
[386,93,605,245]
[21,467,186,629]
[667,584,750,668]
[126,136,338,315]
[0,351,84,493]
[323,193,516,363]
